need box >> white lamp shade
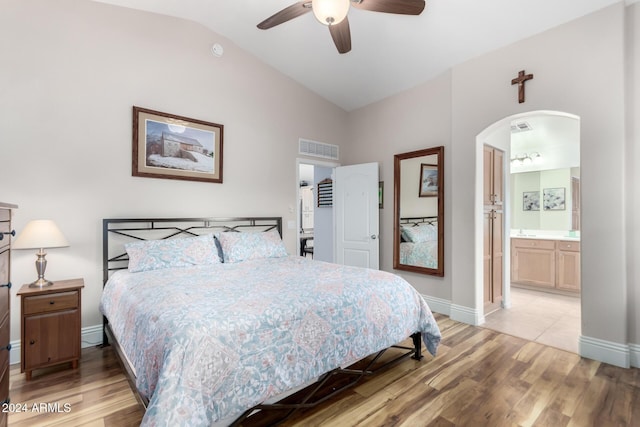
[12,220,69,250]
[312,0,350,25]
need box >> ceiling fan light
[312,0,350,26]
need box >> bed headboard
[400,216,438,227]
[102,217,282,285]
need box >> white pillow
[217,229,287,263]
[125,234,220,273]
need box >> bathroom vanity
[511,235,580,294]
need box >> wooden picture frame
[132,106,223,183]
[419,164,438,197]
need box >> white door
[334,162,379,269]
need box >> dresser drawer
[0,251,8,322]
[511,238,556,250]
[23,291,79,315]
[0,220,10,252]
[0,316,8,373]
[0,363,8,405]
[558,241,580,252]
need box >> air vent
[511,121,533,133]
[299,138,339,160]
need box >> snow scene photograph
[144,119,216,174]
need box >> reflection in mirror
[393,146,444,276]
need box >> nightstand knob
[0,282,10,289]
[49,301,55,305]
[29,340,35,345]
[1,343,10,351]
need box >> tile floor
[481,287,581,354]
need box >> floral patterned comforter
[100,256,441,426]
[400,241,439,268]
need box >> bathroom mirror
[393,146,444,276]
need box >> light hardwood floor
[8,314,639,426]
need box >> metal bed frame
[102,216,424,425]
[400,215,438,227]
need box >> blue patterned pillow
[217,229,287,263]
[125,234,220,273]
[401,224,437,243]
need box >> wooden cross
[511,70,534,103]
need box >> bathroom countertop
[510,234,580,242]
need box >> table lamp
[12,219,69,288]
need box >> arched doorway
[475,110,581,353]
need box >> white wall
[0,0,348,343]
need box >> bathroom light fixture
[510,152,541,165]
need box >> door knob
[371,235,377,240]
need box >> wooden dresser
[0,202,17,425]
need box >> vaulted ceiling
[95,0,620,111]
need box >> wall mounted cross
[511,70,534,103]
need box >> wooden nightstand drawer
[23,291,78,315]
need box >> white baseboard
[12,323,638,371]
[630,343,640,368]
[10,324,103,366]
[421,294,451,317]
[579,335,630,368]
[450,303,483,326]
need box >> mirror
[393,146,444,276]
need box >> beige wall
[345,73,453,301]
[1,0,638,367]
[348,3,636,366]
[0,0,349,342]
[626,1,639,360]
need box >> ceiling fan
[257,0,426,54]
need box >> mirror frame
[393,146,444,276]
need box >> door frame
[295,158,340,260]
[474,110,580,323]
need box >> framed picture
[132,106,223,183]
[378,181,384,209]
[419,164,438,197]
[543,187,566,210]
[522,191,540,211]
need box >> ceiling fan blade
[257,1,312,30]
[329,17,352,54]
[351,0,425,15]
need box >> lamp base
[28,278,54,288]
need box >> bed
[399,217,439,268]
[100,217,441,426]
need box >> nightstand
[17,278,84,380]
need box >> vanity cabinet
[511,238,580,293]
[556,241,580,292]
[511,238,556,289]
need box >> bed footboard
[232,332,425,426]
